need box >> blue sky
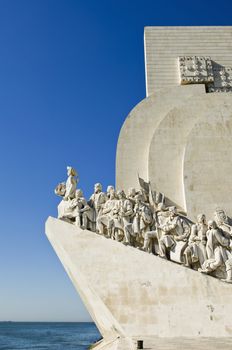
[0,0,231,322]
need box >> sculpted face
[110,191,116,200]
[117,190,125,200]
[169,206,177,217]
[208,220,216,229]
[135,194,142,204]
[76,189,83,198]
[67,166,77,177]
[197,214,206,224]
[128,188,136,197]
[94,183,102,193]
[215,209,228,225]
[107,185,114,198]
[107,185,114,193]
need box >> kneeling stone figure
[199,220,232,283]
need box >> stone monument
[46,27,232,349]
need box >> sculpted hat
[157,202,165,211]
[95,183,102,190]
[117,189,125,197]
[169,206,177,214]
[67,166,77,177]
[76,189,83,197]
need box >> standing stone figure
[142,202,167,253]
[183,214,207,268]
[124,192,146,246]
[64,166,79,200]
[132,194,153,246]
[55,166,79,220]
[158,207,190,260]
[69,189,88,228]
[127,187,137,208]
[214,208,232,238]
[82,183,106,232]
[97,189,118,237]
[106,185,115,199]
[115,190,134,242]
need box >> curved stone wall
[116,87,232,220]
[116,85,205,192]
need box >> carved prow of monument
[45,216,232,349]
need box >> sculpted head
[169,206,177,217]
[135,194,143,204]
[117,190,126,199]
[208,220,217,229]
[109,190,116,200]
[128,187,136,197]
[107,185,114,197]
[75,189,83,198]
[197,213,206,224]
[214,208,228,225]
[67,166,77,177]
[138,188,147,201]
[94,183,102,193]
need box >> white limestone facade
[144,26,232,95]
[116,26,232,221]
[46,27,232,350]
[46,218,232,349]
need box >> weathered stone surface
[116,86,232,220]
[144,26,232,95]
[116,84,205,194]
[91,336,232,350]
[148,93,232,220]
[46,217,232,342]
[47,26,232,350]
[179,56,214,85]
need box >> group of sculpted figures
[55,166,232,284]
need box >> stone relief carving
[198,220,232,283]
[214,208,232,236]
[183,214,207,269]
[179,56,214,84]
[208,63,232,92]
[55,166,79,220]
[178,56,232,92]
[54,167,232,284]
